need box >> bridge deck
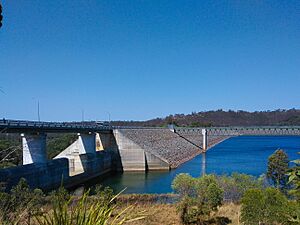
[0,120,112,133]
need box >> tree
[267,149,289,190]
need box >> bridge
[173,126,300,150]
[1,119,300,191]
[0,119,111,133]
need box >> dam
[0,119,299,191]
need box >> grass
[0,192,241,225]
[35,191,146,225]
[115,195,241,225]
[215,203,241,225]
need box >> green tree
[267,149,289,190]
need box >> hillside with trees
[112,109,300,127]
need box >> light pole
[32,97,40,122]
[105,111,111,123]
[81,109,85,122]
[37,100,40,122]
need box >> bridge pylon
[77,132,96,154]
[21,133,47,165]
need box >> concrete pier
[202,129,207,151]
[78,133,96,154]
[21,133,47,165]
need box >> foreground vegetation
[0,180,146,225]
[0,149,299,224]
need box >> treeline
[112,109,300,127]
[1,149,299,224]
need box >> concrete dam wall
[0,151,112,191]
[0,128,228,191]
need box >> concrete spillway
[114,128,229,169]
[115,129,200,169]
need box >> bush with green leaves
[286,152,300,224]
[0,178,44,224]
[287,152,300,201]
[172,174,223,224]
[172,173,196,197]
[241,187,291,225]
[218,173,265,202]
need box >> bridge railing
[0,119,112,131]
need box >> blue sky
[0,1,299,121]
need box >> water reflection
[201,152,206,176]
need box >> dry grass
[117,203,181,225]
[116,197,241,225]
[0,193,241,225]
[215,203,241,225]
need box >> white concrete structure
[21,133,47,165]
[55,133,96,176]
[113,130,170,171]
[202,128,207,151]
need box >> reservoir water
[86,136,300,194]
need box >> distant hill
[111,109,300,127]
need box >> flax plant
[35,190,145,225]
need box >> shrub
[0,178,44,224]
[172,174,223,224]
[172,173,196,197]
[287,152,300,201]
[218,173,264,202]
[241,187,290,225]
